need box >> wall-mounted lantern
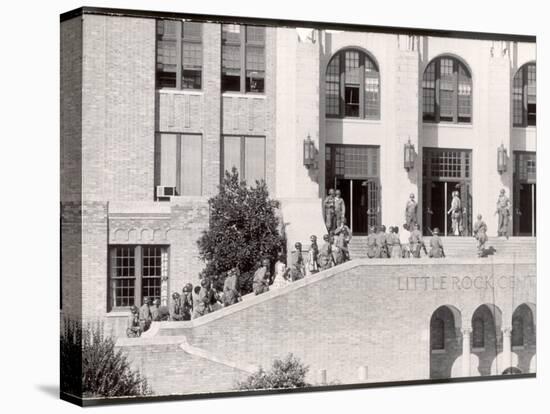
[404,137,415,171]
[497,143,508,174]
[303,134,316,169]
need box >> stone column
[502,328,513,371]
[461,328,472,376]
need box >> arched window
[513,62,536,127]
[512,315,524,347]
[422,56,472,123]
[431,317,445,350]
[325,49,380,119]
[472,316,485,348]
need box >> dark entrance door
[336,178,377,234]
[326,145,380,235]
[513,152,536,236]
[422,148,472,236]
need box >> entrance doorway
[422,148,472,236]
[513,152,536,236]
[325,145,380,234]
[336,178,378,234]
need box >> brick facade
[117,258,536,395]
[60,10,536,396]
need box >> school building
[60,8,536,391]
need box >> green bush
[197,168,285,294]
[237,354,310,390]
[60,319,149,398]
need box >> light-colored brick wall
[60,17,83,321]
[117,258,535,395]
[60,17,82,203]
[81,15,156,202]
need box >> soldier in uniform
[409,223,426,258]
[169,292,183,321]
[181,283,193,320]
[404,193,418,231]
[334,189,346,228]
[127,305,141,337]
[429,228,445,258]
[324,189,336,233]
[306,235,319,275]
[388,226,402,258]
[365,226,378,258]
[150,298,161,321]
[473,214,488,257]
[289,243,306,281]
[448,191,462,236]
[496,189,511,239]
[317,234,334,270]
[138,296,152,332]
[334,217,352,263]
[253,259,271,295]
[193,279,213,318]
[223,267,241,306]
[376,225,389,258]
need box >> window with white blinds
[155,133,202,197]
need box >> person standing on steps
[366,226,378,258]
[139,296,152,332]
[429,228,445,258]
[317,234,334,271]
[307,235,319,275]
[409,223,427,258]
[334,217,352,263]
[324,189,336,233]
[289,243,305,281]
[223,268,241,306]
[473,214,488,257]
[404,193,418,231]
[334,189,346,228]
[448,191,462,236]
[376,225,389,258]
[253,259,271,295]
[496,188,511,239]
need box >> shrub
[60,319,149,398]
[237,354,310,390]
[197,168,285,294]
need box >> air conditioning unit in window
[156,186,177,200]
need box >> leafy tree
[197,168,284,294]
[237,354,310,390]
[61,319,150,398]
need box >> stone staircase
[348,236,536,260]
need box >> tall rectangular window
[155,133,202,197]
[513,63,536,127]
[109,246,168,310]
[344,51,361,117]
[156,20,202,90]
[439,58,455,122]
[222,24,265,93]
[222,136,265,184]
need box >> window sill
[326,118,381,125]
[105,309,131,317]
[512,345,525,351]
[155,195,209,203]
[472,347,485,352]
[431,349,446,354]
[222,92,266,99]
[423,122,473,129]
[512,126,536,131]
[157,89,203,96]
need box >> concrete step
[348,236,536,259]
